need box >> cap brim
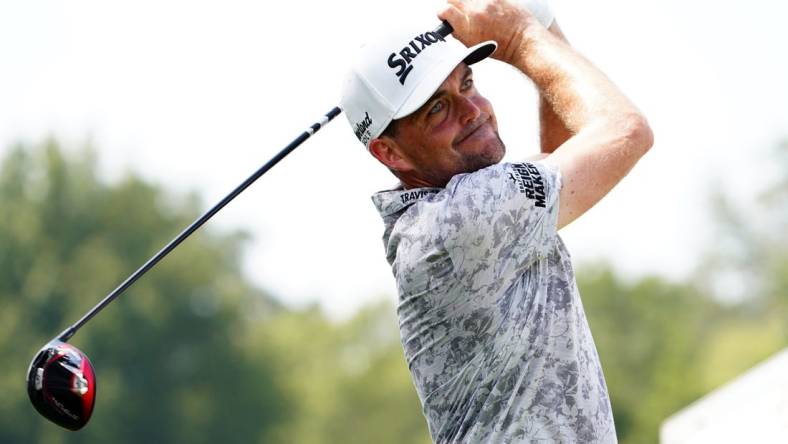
[393,40,497,120]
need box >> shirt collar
[371,184,442,217]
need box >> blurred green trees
[0,141,288,443]
[253,303,431,444]
[1,139,786,443]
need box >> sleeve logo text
[508,163,546,208]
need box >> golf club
[26,106,342,430]
[26,20,455,431]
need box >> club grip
[435,20,454,38]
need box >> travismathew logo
[388,31,446,85]
[400,189,438,205]
[508,163,546,208]
[354,112,373,144]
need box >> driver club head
[26,340,97,430]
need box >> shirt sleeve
[441,161,562,292]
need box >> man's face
[377,63,505,188]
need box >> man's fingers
[438,3,465,30]
[444,0,465,10]
[438,2,473,45]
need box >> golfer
[341,0,653,442]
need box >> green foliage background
[1,140,785,443]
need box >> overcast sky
[2,0,787,319]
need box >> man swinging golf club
[341,0,653,442]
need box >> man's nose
[457,95,481,125]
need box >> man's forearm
[515,22,643,134]
[538,21,573,154]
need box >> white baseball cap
[340,23,496,148]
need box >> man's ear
[369,137,414,173]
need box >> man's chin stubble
[461,133,506,173]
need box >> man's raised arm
[539,20,573,155]
[440,0,654,229]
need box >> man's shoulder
[446,161,559,191]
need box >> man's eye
[429,101,444,115]
[462,78,474,90]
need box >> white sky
[2,0,787,320]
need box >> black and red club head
[26,340,96,430]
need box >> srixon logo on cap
[388,31,446,85]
